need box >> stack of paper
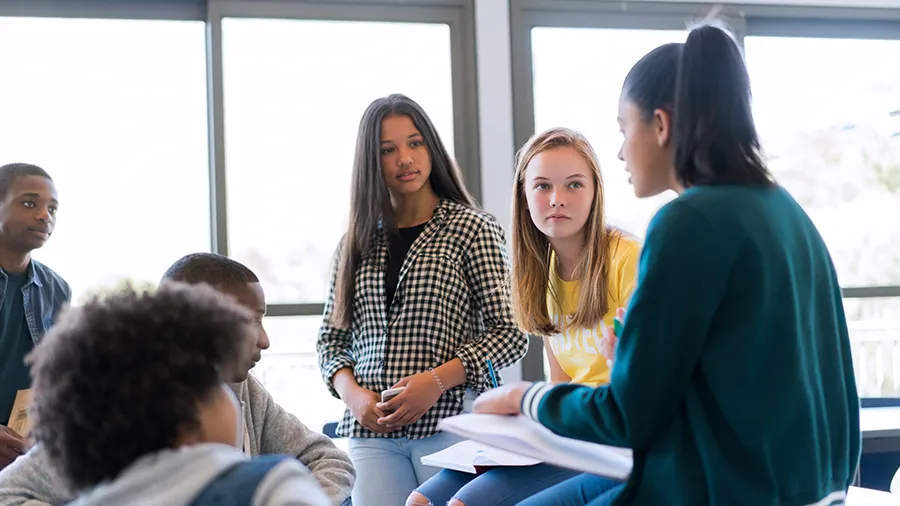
[421,440,542,474]
[438,413,632,480]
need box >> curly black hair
[162,253,259,286]
[26,282,255,491]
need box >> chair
[321,421,351,505]
[322,421,340,439]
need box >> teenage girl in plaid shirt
[316,94,528,506]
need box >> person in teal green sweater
[473,22,861,506]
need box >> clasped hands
[347,371,443,433]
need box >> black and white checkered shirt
[317,200,528,439]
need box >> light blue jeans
[348,432,464,506]
[416,463,582,505]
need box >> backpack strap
[190,454,292,506]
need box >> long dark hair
[622,22,774,188]
[330,94,477,327]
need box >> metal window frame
[0,0,480,321]
[0,0,205,20]
[510,0,900,381]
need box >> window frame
[510,0,900,381]
[0,0,204,20]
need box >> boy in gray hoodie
[0,253,355,505]
[24,281,330,506]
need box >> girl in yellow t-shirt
[408,127,640,506]
[513,127,640,391]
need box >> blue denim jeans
[516,473,624,506]
[415,463,581,506]
[348,432,463,506]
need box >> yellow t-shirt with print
[545,233,641,387]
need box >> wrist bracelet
[429,367,446,393]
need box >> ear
[652,108,673,148]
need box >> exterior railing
[851,320,900,398]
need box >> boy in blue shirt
[0,163,69,471]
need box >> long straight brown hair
[510,127,621,336]
[330,94,476,328]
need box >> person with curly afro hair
[24,282,330,506]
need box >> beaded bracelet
[429,367,446,393]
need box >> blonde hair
[510,127,621,336]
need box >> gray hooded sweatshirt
[64,443,329,506]
[0,377,354,505]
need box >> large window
[746,36,900,288]
[0,17,211,303]
[222,18,455,304]
[531,27,683,240]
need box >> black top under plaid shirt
[317,200,528,439]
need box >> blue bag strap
[190,454,291,506]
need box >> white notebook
[421,440,542,474]
[438,413,633,480]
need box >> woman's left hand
[472,382,533,416]
[376,372,444,427]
